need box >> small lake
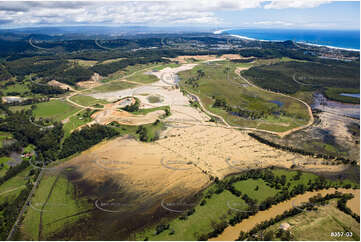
[340,93,360,98]
[269,100,284,107]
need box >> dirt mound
[47,80,75,91]
[91,109,165,126]
[77,73,102,89]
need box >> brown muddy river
[210,188,359,241]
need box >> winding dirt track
[210,188,360,241]
[180,65,314,138]
[236,69,314,137]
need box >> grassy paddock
[178,60,310,132]
[0,168,30,203]
[21,173,90,240]
[90,81,137,93]
[126,72,159,84]
[32,100,81,122]
[69,94,108,107]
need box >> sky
[0,0,359,30]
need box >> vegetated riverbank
[135,167,359,241]
[211,188,359,241]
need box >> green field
[132,105,169,115]
[136,190,247,241]
[108,119,167,142]
[31,100,81,122]
[233,179,279,204]
[0,157,11,178]
[21,173,90,240]
[262,200,360,241]
[89,81,137,93]
[178,60,310,132]
[62,109,95,138]
[69,94,108,107]
[0,168,30,203]
[0,131,12,148]
[10,100,81,122]
[127,72,159,84]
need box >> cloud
[264,0,330,9]
[0,0,332,27]
[253,20,294,26]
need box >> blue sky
[217,1,360,30]
[0,1,359,30]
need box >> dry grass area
[59,135,211,204]
[168,54,244,63]
[91,108,165,126]
[47,80,75,91]
[62,124,348,193]
[347,189,360,215]
[76,73,102,89]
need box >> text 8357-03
[330,232,353,237]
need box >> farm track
[0,185,26,196]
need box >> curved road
[237,69,314,137]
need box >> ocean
[222,29,360,51]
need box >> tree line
[59,124,119,158]
[198,168,357,240]
[240,192,358,241]
[248,133,357,165]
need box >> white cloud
[0,0,331,27]
[254,20,294,26]
[264,0,330,9]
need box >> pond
[340,93,360,98]
[269,100,284,107]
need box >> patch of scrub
[147,95,162,103]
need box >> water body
[223,29,360,50]
[269,100,284,107]
[340,93,360,98]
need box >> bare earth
[167,54,244,63]
[47,80,75,91]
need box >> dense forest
[243,59,360,95]
[60,124,119,158]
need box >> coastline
[214,29,360,52]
